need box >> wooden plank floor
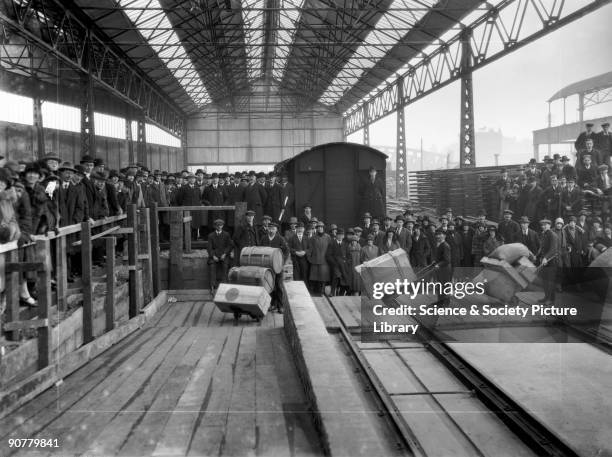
[1,301,322,457]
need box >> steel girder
[342,0,611,137]
[0,0,186,137]
[396,76,407,196]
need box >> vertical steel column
[33,94,44,158]
[578,92,584,122]
[395,77,407,198]
[459,29,475,168]
[80,35,95,156]
[363,102,370,146]
[136,115,147,166]
[126,115,135,164]
[29,44,45,158]
[181,125,188,171]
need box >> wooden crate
[213,283,271,319]
[355,249,416,299]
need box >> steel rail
[324,293,426,457]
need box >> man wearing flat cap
[232,210,259,265]
[595,164,612,221]
[207,219,233,293]
[576,138,602,172]
[288,221,309,285]
[498,209,520,243]
[260,222,290,312]
[359,165,385,222]
[575,122,596,152]
[596,122,612,165]
[561,176,583,218]
[537,219,559,305]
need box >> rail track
[324,293,583,457]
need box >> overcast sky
[350,2,612,155]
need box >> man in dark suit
[359,166,385,221]
[233,210,259,264]
[244,172,267,224]
[561,176,583,218]
[394,215,410,252]
[369,219,385,250]
[537,219,559,305]
[260,222,290,312]
[225,172,245,232]
[207,219,234,293]
[541,175,563,220]
[203,173,227,231]
[576,138,602,170]
[326,228,349,296]
[498,209,520,243]
[596,122,612,166]
[175,172,203,239]
[57,162,87,227]
[410,224,430,268]
[433,229,452,305]
[575,122,596,152]
[278,172,295,231]
[79,155,96,213]
[288,222,309,284]
[517,216,540,254]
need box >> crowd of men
[1,120,609,308]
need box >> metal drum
[228,266,275,294]
[239,246,284,274]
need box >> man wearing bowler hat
[244,171,267,224]
[537,219,559,305]
[518,216,540,254]
[207,219,233,294]
[278,171,295,232]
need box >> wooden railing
[0,204,157,371]
[154,203,246,289]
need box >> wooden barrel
[228,266,275,294]
[240,246,284,274]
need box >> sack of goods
[589,248,612,268]
[355,249,417,299]
[228,266,275,294]
[488,243,532,264]
[240,246,284,274]
[213,283,271,321]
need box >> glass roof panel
[117,0,211,106]
[241,0,266,80]
[319,0,435,106]
[272,0,305,80]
